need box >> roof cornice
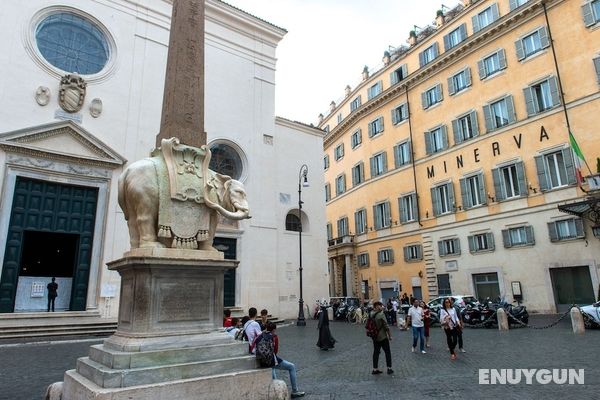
[323,0,557,148]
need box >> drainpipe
[542,1,593,174]
[406,86,423,226]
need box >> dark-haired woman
[439,298,461,360]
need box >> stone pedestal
[58,249,286,399]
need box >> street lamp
[297,164,309,327]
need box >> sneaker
[411,347,415,353]
[291,391,306,398]
[460,348,466,353]
[372,369,383,375]
[450,354,457,360]
[421,350,427,354]
[387,368,394,375]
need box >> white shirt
[439,307,460,329]
[407,306,424,327]
[244,320,262,353]
[391,300,399,312]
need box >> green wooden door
[0,177,98,312]
[213,237,236,307]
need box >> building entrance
[550,266,595,312]
[213,237,237,308]
[14,231,79,311]
[0,177,98,313]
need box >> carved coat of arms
[59,74,87,113]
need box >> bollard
[570,307,585,335]
[267,379,289,400]
[44,382,63,400]
[497,308,509,331]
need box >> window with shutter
[325,183,331,202]
[582,1,600,27]
[536,149,576,191]
[473,4,499,33]
[593,57,600,84]
[394,141,411,167]
[399,193,416,223]
[517,27,549,60]
[351,129,362,149]
[355,208,367,235]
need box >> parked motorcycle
[461,303,496,328]
[499,301,529,326]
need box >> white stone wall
[0,0,328,319]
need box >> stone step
[0,327,116,340]
[89,341,250,369]
[0,312,117,339]
[76,353,259,388]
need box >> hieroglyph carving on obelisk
[156,0,206,148]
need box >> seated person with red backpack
[252,322,305,398]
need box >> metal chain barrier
[504,304,575,330]
[462,309,498,329]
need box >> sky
[223,0,462,125]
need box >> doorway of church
[213,237,237,308]
[15,231,79,312]
[0,177,98,313]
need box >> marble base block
[56,251,286,400]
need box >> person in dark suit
[47,277,58,312]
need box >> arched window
[285,213,301,232]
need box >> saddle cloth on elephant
[153,138,215,249]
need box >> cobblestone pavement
[0,315,598,400]
[274,315,599,400]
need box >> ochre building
[321,0,600,312]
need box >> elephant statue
[117,139,250,251]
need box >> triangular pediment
[0,121,126,167]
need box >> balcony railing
[327,234,355,248]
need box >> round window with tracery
[35,12,110,75]
[209,143,244,180]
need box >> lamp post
[297,164,309,326]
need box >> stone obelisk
[156,0,205,148]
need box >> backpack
[366,314,379,339]
[235,325,248,341]
[254,332,276,367]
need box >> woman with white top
[439,297,462,360]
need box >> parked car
[427,295,479,312]
[581,301,600,328]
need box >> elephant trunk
[212,203,250,220]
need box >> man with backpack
[244,307,263,354]
[367,301,393,375]
[253,322,305,398]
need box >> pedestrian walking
[407,299,426,354]
[370,301,393,375]
[451,298,466,353]
[439,298,462,360]
[316,303,336,350]
[421,301,431,348]
[391,298,399,326]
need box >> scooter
[500,301,529,326]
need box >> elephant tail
[117,168,130,221]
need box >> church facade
[0,0,328,319]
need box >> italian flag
[569,130,585,185]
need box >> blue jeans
[272,359,298,392]
[412,326,424,351]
